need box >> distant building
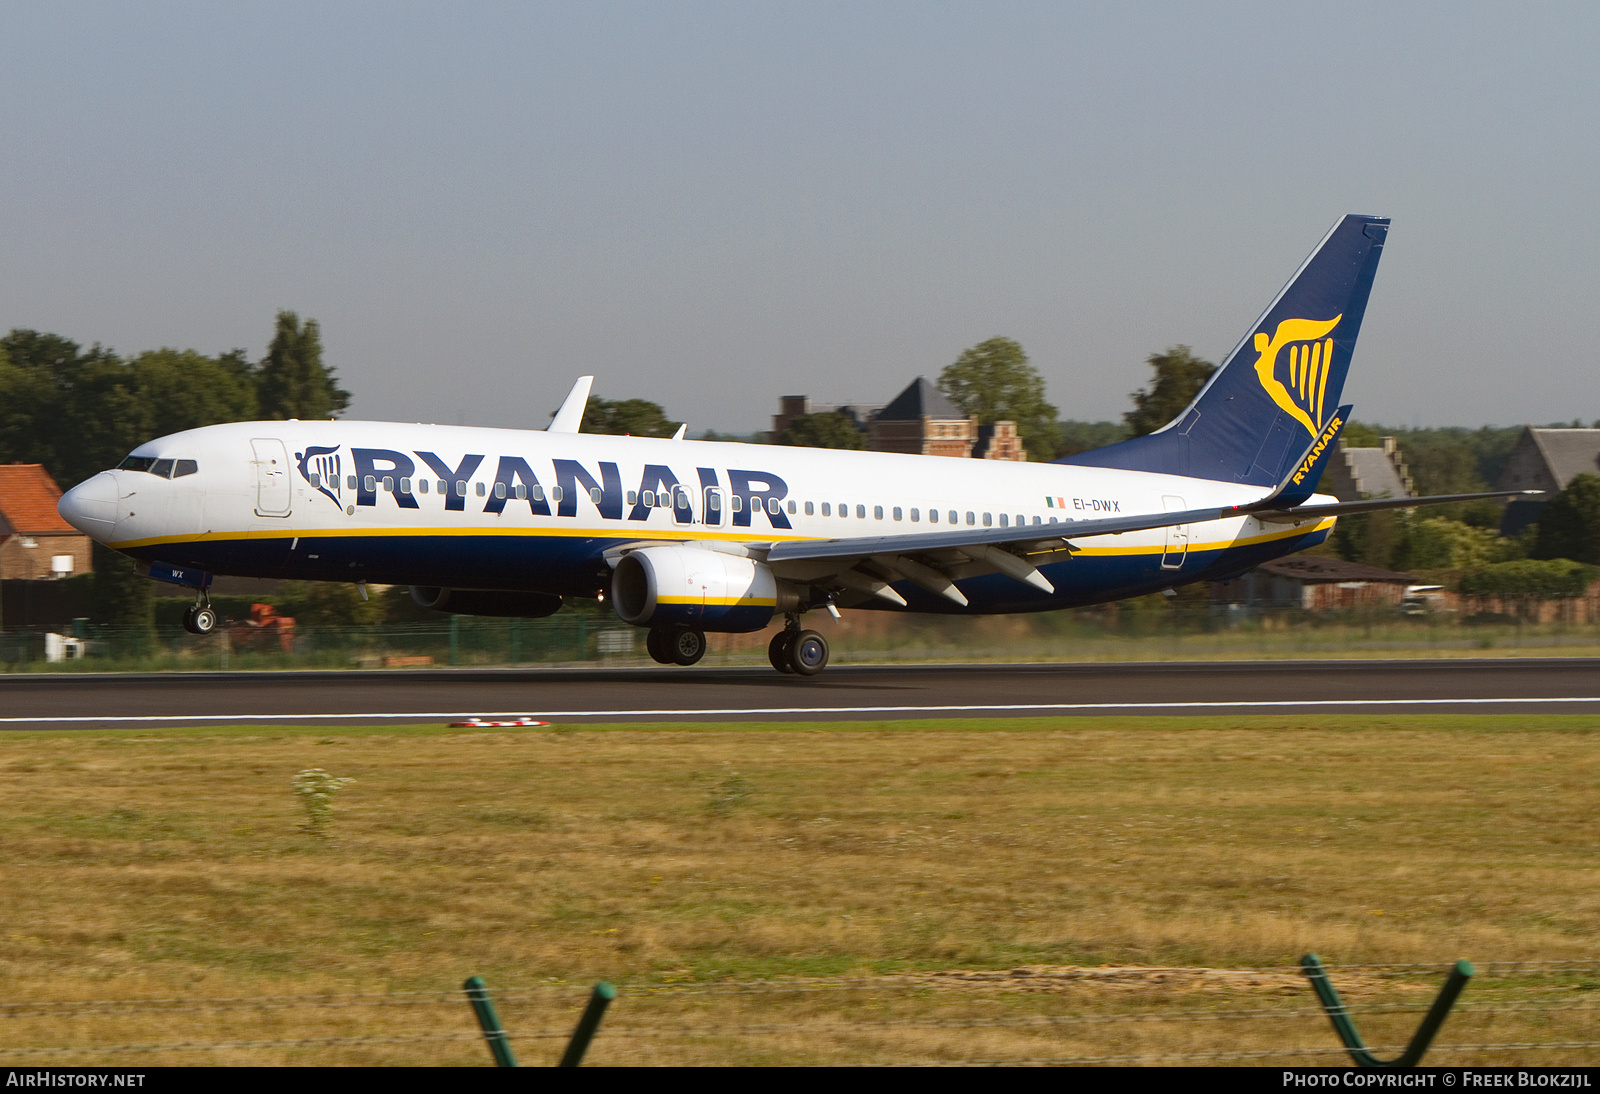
[0,464,93,582]
[973,420,1026,462]
[768,396,883,445]
[1211,556,1416,612]
[868,378,977,457]
[1321,436,1414,502]
[772,378,1027,459]
[1496,427,1600,535]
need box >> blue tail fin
[1060,214,1389,487]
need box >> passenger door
[251,438,292,517]
[1161,495,1189,570]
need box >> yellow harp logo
[1252,315,1342,436]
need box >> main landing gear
[767,619,829,677]
[181,593,218,635]
[646,627,707,666]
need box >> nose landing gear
[182,595,218,635]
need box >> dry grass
[0,715,1597,1065]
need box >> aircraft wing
[753,489,1543,607]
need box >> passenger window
[731,494,743,513]
[874,505,884,519]
[999,514,1007,527]
[365,475,377,492]
[418,479,429,494]
[1033,515,1041,525]
[910,508,919,522]
[515,484,526,500]
[856,504,866,519]
[949,511,958,524]
[893,507,902,521]
[1048,516,1058,524]
[454,481,466,497]
[383,476,394,492]
[821,502,830,516]
[929,509,938,523]
[174,459,198,478]
[628,491,639,505]
[308,472,321,489]
[967,511,976,526]
[641,490,653,506]
[494,482,506,500]
[840,502,848,517]
[707,491,720,511]
[550,486,564,503]
[348,475,358,490]
[983,512,992,527]
[438,479,449,494]
[400,477,412,494]
[1016,514,1024,526]
[532,485,546,502]
[477,482,488,497]
[805,501,814,516]
[787,500,797,515]
[768,497,780,514]
[589,487,602,503]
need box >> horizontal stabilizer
[1249,490,1545,523]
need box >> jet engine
[610,546,799,632]
[409,587,564,618]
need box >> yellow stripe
[657,596,777,607]
[1316,337,1333,426]
[114,516,1334,561]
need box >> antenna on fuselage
[548,376,594,433]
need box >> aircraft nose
[58,472,119,541]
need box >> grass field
[1,715,1596,1065]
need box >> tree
[257,311,349,420]
[578,397,680,438]
[1532,473,1600,565]
[937,337,1059,461]
[778,411,867,450]
[1124,345,1215,438]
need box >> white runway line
[5,695,1600,724]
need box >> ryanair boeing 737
[56,215,1532,676]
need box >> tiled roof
[876,377,966,422]
[1255,556,1415,584]
[0,464,76,534]
[1530,429,1600,489]
[1341,447,1410,499]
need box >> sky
[2,2,1597,434]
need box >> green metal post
[511,617,521,665]
[462,975,518,1067]
[1301,953,1473,1068]
[557,982,616,1067]
[449,613,460,667]
[576,613,587,661]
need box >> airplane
[57,214,1535,677]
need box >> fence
[9,604,1600,673]
[3,960,1597,1066]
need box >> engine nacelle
[611,546,796,632]
[409,586,563,618]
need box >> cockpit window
[117,455,199,478]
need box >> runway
[3,658,1600,728]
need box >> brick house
[0,464,94,582]
[1495,427,1600,535]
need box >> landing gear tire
[182,605,218,635]
[788,630,828,677]
[669,628,707,666]
[646,628,674,665]
[768,631,796,674]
